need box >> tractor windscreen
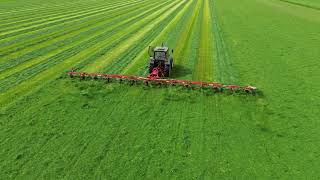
[154,51,166,60]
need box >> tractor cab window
[154,51,166,60]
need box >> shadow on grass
[171,65,192,78]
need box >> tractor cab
[148,45,174,77]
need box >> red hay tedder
[67,45,258,94]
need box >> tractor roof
[154,47,168,52]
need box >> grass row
[192,0,214,82]
[209,0,239,84]
[0,0,119,22]
[0,0,129,31]
[0,0,146,53]
[0,1,143,40]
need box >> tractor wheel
[164,65,170,77]
[149,64,154,73]
[170,58,174,69]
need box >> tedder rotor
[67,44,258,94]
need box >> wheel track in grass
[193,0,215,82]
[209,0,239,84]
[0,0,145,40]
[0,0,162,79]
[122,0,196,76]
[82,0,187,73]
[0,0,180,109]
[0,0,147,54]
[0,0,125,30]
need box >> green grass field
[1,0,320,179]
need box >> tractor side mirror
[172,49,174,54]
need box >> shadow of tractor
[171,65,192,78]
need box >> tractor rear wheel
[164,65,170,77]
[149,63,154,73]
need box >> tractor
[148,45,174,78]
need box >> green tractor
[148,44,174,77]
